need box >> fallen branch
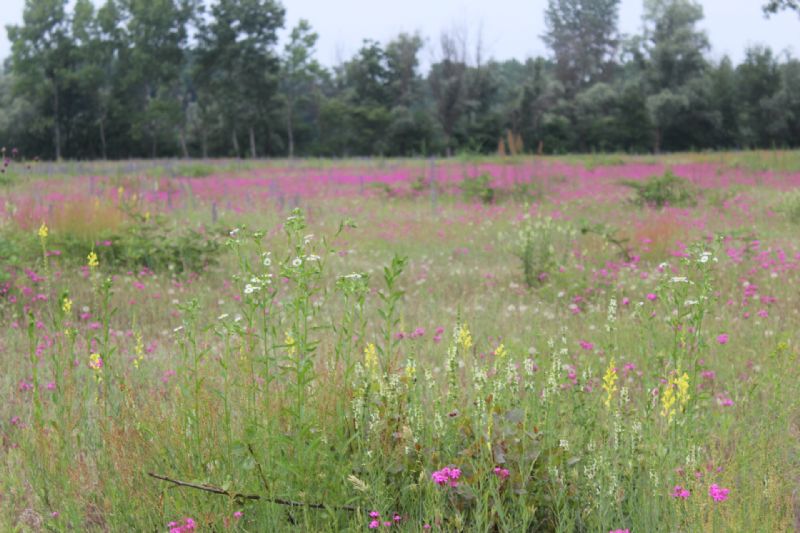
[147,472,357,512]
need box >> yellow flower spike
[87,251,99,269]
[602,358,618,409]
[285,332,297,356]
[62,297,73,314]
[495,343,506,360]
[676,372,690,407]
[458,324,473,351]
[364,343,378,378]
[37,221,48,240]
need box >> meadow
[2,151,800,532]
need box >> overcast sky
[1,0,797,68]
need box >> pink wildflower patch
[431,466,461,487]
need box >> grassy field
[2,152,800,532]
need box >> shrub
[622,169,697,208]
[461,172,495,204]
[777,189,800,224]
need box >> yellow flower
[89,353,104,371]
[364,343,378,377]
[87,251,99,268]
[133,332,145,369]
[117,186,124,201]
[285,332,296,356]
[404,358,416,381]
[676,372,690,407]
[494,343,506,360]
[458,324,473,351]
[62,297,73,314]
[661,371,690,423]
[37,221,48,240]
[602,358,618,408]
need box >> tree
[6,0,73,159]
[428,29,468,155]
[281,19,321,158]
[642,0,710,151]
[763,0,799,14]
[542,0,621,93]
[196,0,284,158]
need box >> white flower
[244,284,257,294]
[173,326,184,333]
[292,257,302,267]
[217,313,229,320]
[229,228,240,237]
[670,276,688,283]
[684,299,699,306]
[303,234,314,245]
[306,254,320,261]
[262,252,271,266]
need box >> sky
[0,0,797,68]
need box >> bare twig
[147,472,357,512]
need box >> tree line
[1,0,798,160]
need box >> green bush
[622,169,697,208]
[460,172,495,204]
[52,215,222,273]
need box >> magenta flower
[369,511,380,519]
[646,293,657,301]
[431,466,461,487]
[671,485,690,499]
[709,483,730,502]
[579,340,594,351]
[369,520,380,529]
[493,467,510,480]
[716,333,729,345]
[233,511,243,519]
[609,529,630,533]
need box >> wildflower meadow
[2,152,800,531]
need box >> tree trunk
[249,126,257,159]
[201,129,208,159]
[232,128,240,158]
[287,108,295,159]
[287,95,295,158]
[53,80,62,161]
[179,129,189,159]
[654,127,662,154]
[99,116,107,160]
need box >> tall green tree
[281,19,321,158]
[542,0,621,93]
[6,0,73,159]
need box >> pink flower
[646,293,657,301]
[609,529,630,533]
[369,520,380,529]
[369,511,380,519]
[621,297,630,306]
[431,466,461,487]
[671,485,690,499]
[233,511,243,519]
[493,467,510,480]
[579,340,594,351]
[393,514,402,522]
[716,333,729,345]
[709,483,730,502]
